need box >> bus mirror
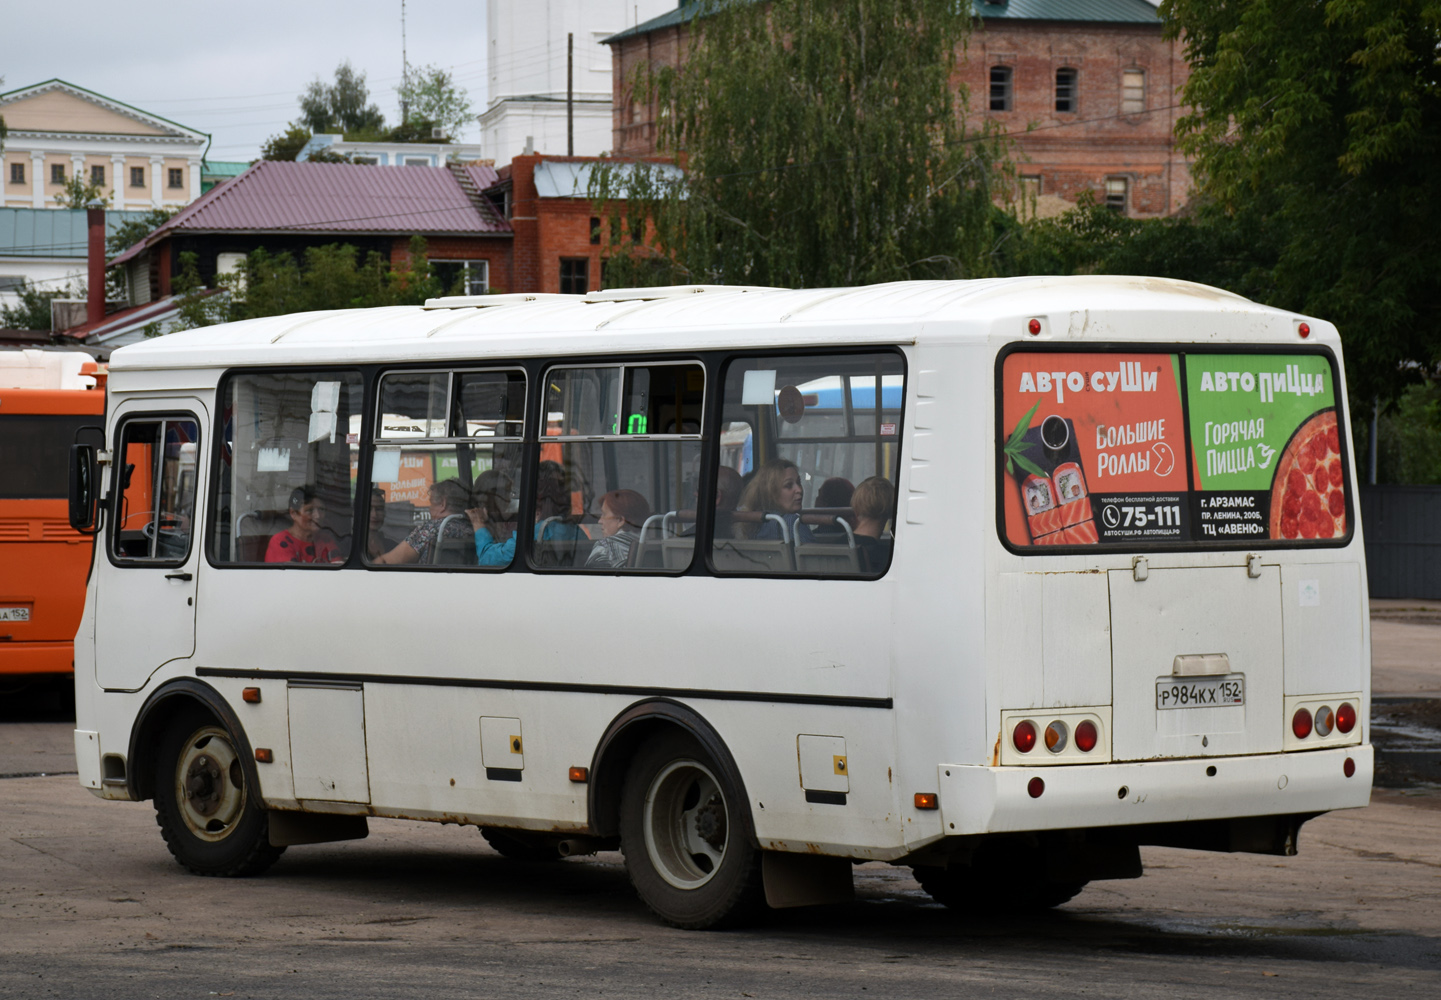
[68,443,99,533]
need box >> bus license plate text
[1156,675,1244,710]
[0,607,30,622]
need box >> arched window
[989,66,1013,112]
[1055,68,1078,113]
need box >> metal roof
[532,160,683,199]
[106,276,1292,375]
[606,0,1159,43]
[0,208,160,260]
[201,160,250,179]
[109,160,512,266]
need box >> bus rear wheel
[619,732,764,929]
[152,709,284,877]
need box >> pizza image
[1268,409,1346,540]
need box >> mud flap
[268,810,369,847]
[762,852,854,909]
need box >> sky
[1,0,493,162]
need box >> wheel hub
[693,796,727,850]
[185,754,224,815]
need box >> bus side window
[711,353,904,577]
[209,371,364,566]
[532,362,704,572]
[112,418,199,563]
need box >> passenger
[267,486,343,564]
[712,465,744,540]
[734,458,813,542]
[468,460,583,566]
[585,489,652,568]
[812,476,855,541]
[364,487,398,561]
[372,479,473,565]
[850,476,895,573]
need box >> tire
[481,827,560,863]
[152,708,284,877]
[913,842,1086,913]
[619,731,764,929]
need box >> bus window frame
[993,341,1354,556]
[106,411,202,569]
[705,346,908,581]
[204,365,370,571]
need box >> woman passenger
[849,475,895,573]
[267,486,343,564]
[585,489,652,568]
[734,458,813,542]
[372,479,473,565]
[468,460,583,566]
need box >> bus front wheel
[619,732,764,929]
[152,709,284,877]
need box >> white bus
[68,277,1372,928]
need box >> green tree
[0,279,75,331]
[396,65,473,138]
[591,0,1011,288]
[53,173,109,209]
[1160,0,1441,407]
[235,236,443,320]
[261,121,314,161]
[299,61,386,134]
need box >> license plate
[0,607,30,622]
[1156,674,1245,710]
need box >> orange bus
[0,352,105,688]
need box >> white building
[0,80,208,212]
[480,0,671,165]
[296,134,486,167]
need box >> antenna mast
[400,0,410,122]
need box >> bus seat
[795,542,859,574]
[711,539,795,573]
[235,510,287,562]
[430,515,477,566]
[662,537,696,570]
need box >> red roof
[111,160,509,265]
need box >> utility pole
[400,0,410,123]
[567,32,574,156]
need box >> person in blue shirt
[467,460,583,566]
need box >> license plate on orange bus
[0,607,30,622]
[1156,675,1245,710]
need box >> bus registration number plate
[0,607,30,622]
[1156,675,1244,710]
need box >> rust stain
[991,733,1002,767]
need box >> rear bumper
[937,745,1373,836]
[0,642,74,677]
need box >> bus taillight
[1074,720,1098,753]
[1336,702,1356,734]
[1013,720,1037,754]
[1292,707,1313,740]
[1044,721,1068,753]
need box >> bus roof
[105,276,1301,373]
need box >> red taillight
[1013,720,1037,754]
[1336,702,1356,734]
[1343,757,1356,778]
[1298,322,1311,338]
[1027,777,1045,798]
[1027,318,1042,336]
[1074,720,1098,753]
[1292,707,1313,740]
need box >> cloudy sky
[2,0,493,161]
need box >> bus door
[95,402,206,691]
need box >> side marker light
[242,687,261,704]
[254,748,273,763]
[914,792,939,810]
[1298,322,1311,338]
[1027,318,1042,336]
[568,766,589,783]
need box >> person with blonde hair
[849,475,895,573]
[735,457,813,542]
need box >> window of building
[532,362,705,571]
[91,165,106,187]
[352,156,379,165]
[209,371,365,565]
[1105,177,1128,214]
[8,163,22,185]
[0,275,24,292]
[1122,69,1146,115]
[363,369,527,569]
[112,417,201,564]
[559,258,589,295]
[433,260,490,296]
[130,166,145,188]
[1020,175,1042,201]
[403,157,430,167]
[989,66,1013,112]
[1055,68,1078,113]
[50,164,65,185]
[168,168,183,189]
[590,216,601,246]
[709,353,904,577]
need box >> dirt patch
[1372,698,1441,789]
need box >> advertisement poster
[1185,354,1346,542]
[1000,351,1347,548]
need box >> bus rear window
[998,349,1349,550]
[0,415,94,499]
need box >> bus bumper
[936,745,1373,837]
[0,642,73,677]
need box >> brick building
[606,0,1190,217]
